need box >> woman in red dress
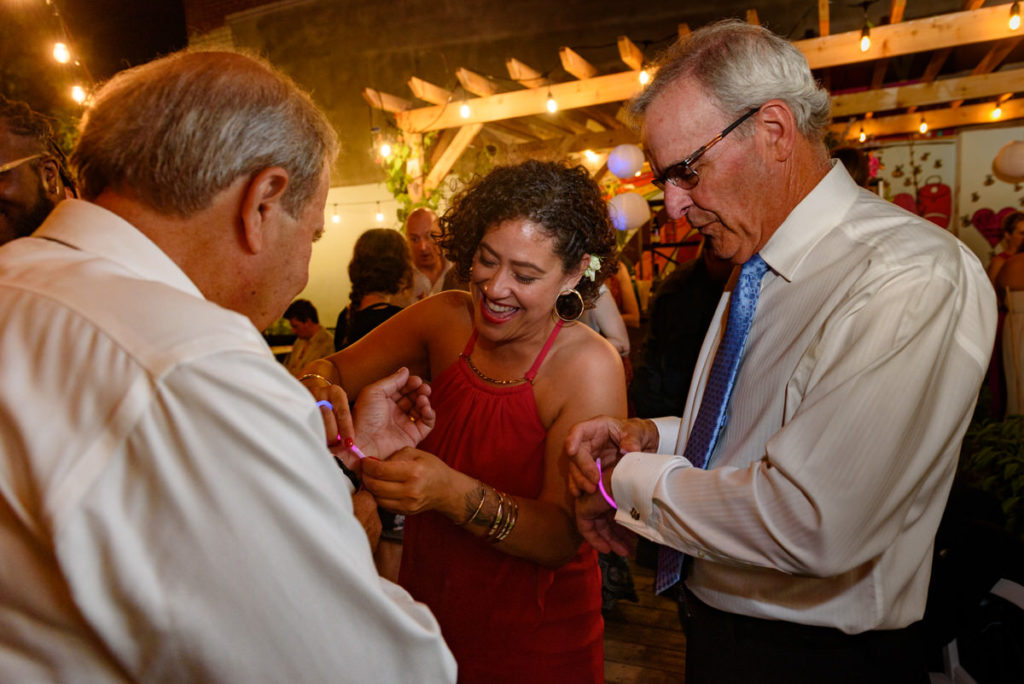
[300,161,626,683]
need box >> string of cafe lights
[366,31,675,161]
[40,0,95,106]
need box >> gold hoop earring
[554,288,584,322]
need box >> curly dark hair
[437,160,617,306]
[347,228,414,312]
[0,95,76,193]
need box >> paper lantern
[608,192,651,231]
[993,140,1024,182]
[607,144,645,179]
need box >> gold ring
[409,416,417,423]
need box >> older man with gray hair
[0,51,454,681]
[568,20,995,683]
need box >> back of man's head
[630,20,830,144]
[71,50,338,219]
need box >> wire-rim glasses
[0,153,44,175]
[652,107,760,191]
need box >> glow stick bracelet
[595,459,617,510]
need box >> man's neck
[419,258,446,285]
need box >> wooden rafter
[362,87,412,113]
[559,46,598,80]
[393,4,1021,133]
[407,77,452,106]
[424,123,483,191]
[868,0,910,93]
[456,67,499,97]
[746,9,760,26]
[834,97,1024,140]
[831,68,1024,118]
[618,35,644,71]
[818,0,829,37]
[949,35,1024,108]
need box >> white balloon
[993,140,1024,183]
[608,192,651,231]
[607,144,645,179]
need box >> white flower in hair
[584,255,601,282]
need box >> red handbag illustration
[917,175,951,229]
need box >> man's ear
[38,158,61,198]
[239,167,290,254]
[757,100,797,162]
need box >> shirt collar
[33,199,205,299]
[759,160,860,282]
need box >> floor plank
[603,560,686,682]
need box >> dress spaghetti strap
[461,320,565,385]
[524,319,564,383]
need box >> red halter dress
[399,321,603,683]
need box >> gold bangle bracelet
[492,495,519,543]
[486,493,505,541]
[458,486,487,527]
[298,372,334,387]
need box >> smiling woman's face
[469,218,578,345]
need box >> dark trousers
[678,587,930,684]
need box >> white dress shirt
[0,200,455,682]
[614,164,996,633]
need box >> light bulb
[859,128,867,143]
[375,204,384,223]
[993,105,1003,120]
[1011,2,1021,30]
[919,119,928,134]
[459,102,471,118]
[639,69,650,85]
[860,26,871,53]
[379,142,392,158]
[53,42,70,64]
[546,93,558,113]
[583,149,597,163]
[331,205,341,224]
[70,85,86,104]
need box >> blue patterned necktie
[655,253,770,595]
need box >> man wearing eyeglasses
[0,96,75,246]
[567,20,996,683]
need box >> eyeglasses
[652,107,760,191]
[0,153,44,175]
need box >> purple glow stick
[595,459,617,510]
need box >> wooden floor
[603,561,687,683]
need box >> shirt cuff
[611,450,691,541]
[650,416,683,454]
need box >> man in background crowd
[283,298,335,376]
[406,206,460,299]
[0,95,76,245]
[0,50,454,681]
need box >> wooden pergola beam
[746,9,760,26]
[560,46,598,80]
[868,0,910,92]
[818,0,829,37]
[513,127,639,160]
[424,123,483,192]
[394,4,1022,132]
[506,57,550,88]
[618,35,644,71]
[950,35,1024,108]
[832,68,1024,118]
[407,77,452,106]
[678,23,690,41]
[456,67,499,97]
[832,97,1024,140]
[362,87,412,113]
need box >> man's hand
[565,416,659,497]
[575,480,637,557]
[353,367,435,459]
[361,447,453,516]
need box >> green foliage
[958,415,1024,543]
[377,130,499,226]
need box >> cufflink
[630,507,640,520]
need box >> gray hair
[630,20,831,142]
[72,50,338,217]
